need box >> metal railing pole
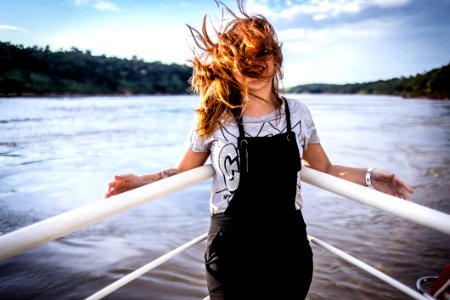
[301,167,450,236]
[0,165,214,261]
[85,233,208,300]
[308,235,431,300]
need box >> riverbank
[2,41,449,100]
[285,62,450,101]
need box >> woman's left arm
[302,143,414,200]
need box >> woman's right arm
[103,149,210,198]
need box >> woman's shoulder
[284,96,320,140]
[284,97,312,116]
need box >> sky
[1,0,449,87]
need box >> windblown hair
[187,0,284,137]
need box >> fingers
[371,169,414,201]
[103,174,135,199]
[104,180,119,198]
[398,186,411,201]
[103,190,114,199]
[395,177,414,193]
[392,176,414,201]
[114,174,133,185]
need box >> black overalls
[205,98,313,300]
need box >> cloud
[245,0,450,51]
[243,0,450,86]
[74,0,90,5]
[0,24,26,32]
[49,21,190,65]
[247,0,412,29]
[94,1,120,11]
[179,2,194,8]
[74,0,120,12]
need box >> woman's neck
[243,97,276,116]
[242,84,276,117]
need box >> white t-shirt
[188,97,320,215]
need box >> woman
[104,1,414,299]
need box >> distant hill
[285,63,450,100]
[0,41,192,96]
[1,41,449,99]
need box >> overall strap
[282,97,292,133]
[236,97,292,139]
[236,115,245,139]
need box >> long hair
[187,0,284,137]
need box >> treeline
[0,41,192,96]
[1,40,449,99]
[285,63,450,100]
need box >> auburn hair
[187,0,284,137]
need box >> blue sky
[1,0,449,87]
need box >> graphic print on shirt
[215,125,241,196]
[213,115,303,206]
[218,142,240,193]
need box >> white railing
[85,233,208,300]
[307,235,430,300]
[84,232,432,300]
[300,167,450,236]
[0,165,449,299]
[0,165,214,261]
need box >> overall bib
[205,98,313,299]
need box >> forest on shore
[1,41,449,99]
[286,62,450,100]
[0,41,192,96]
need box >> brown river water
[0,94,449,299]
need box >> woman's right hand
[103,174,144,199]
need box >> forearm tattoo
[155,168,179,182]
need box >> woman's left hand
[371,169,414,200]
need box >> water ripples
[0,95,449,300]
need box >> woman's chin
[246,79,270,91]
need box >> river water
[0,94,449,300]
